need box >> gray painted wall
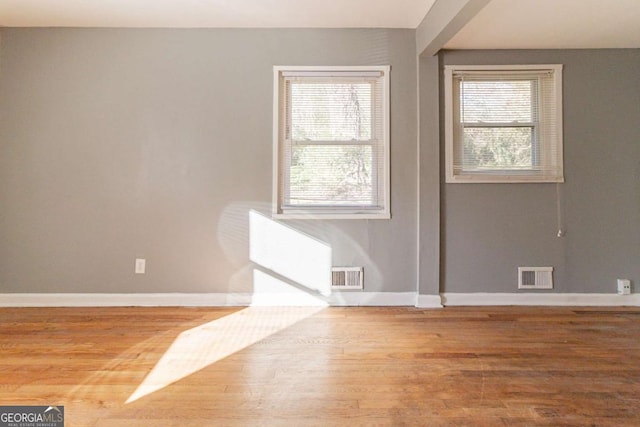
[2,29,637,298]
[0,28,417,294]
[418,55,440,296]
[439,49,640,293]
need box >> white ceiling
[0,0,436,29]
[0,0,639,50]
[445,0,640,49]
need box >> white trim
[4,293,638,308]
[329,292,415,306]
[382,64,391,218]
[415,57,421,299]
[445,64,563,72]
[554,65,564,176]
[441,293,640,307]
[445,174,565,184]
[273,213,391,220]
[416,294,443,308]
[275,66,390,73]
[0,293,251,307]
[444,65,454,182]
[272,67,281,217]
[281,70,383,78]
[0,292,418,307]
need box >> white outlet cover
[617,279,631,295]
[135,258,146,274]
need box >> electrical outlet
[135,258,146,274]
[617,279,631,295]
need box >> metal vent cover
[518,267,553,289]
[331,267,364,290]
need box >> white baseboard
[0,292,418,308]
[416,294,443,308]
[0,293,248,307]
[329,292,417,306]
[441,292,640,307]
[3,292,636,308]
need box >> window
[273,66,390,219]
[445,64,563,183]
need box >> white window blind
[445,65,563,183]
[273,66,390,218]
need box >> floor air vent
[331,267,364,290]
[518,267,553,289]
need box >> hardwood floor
[1,306,640,426]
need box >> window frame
[444,64,564,183]
[272,66,391,219]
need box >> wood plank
[1,306,639,425]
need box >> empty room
[1,0,639,425]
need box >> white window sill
[446,174,564,184]
[273,212,391,220]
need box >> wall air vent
[331,267,364,290]
[518,267,553,289]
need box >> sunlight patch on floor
[126,305,324,403]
